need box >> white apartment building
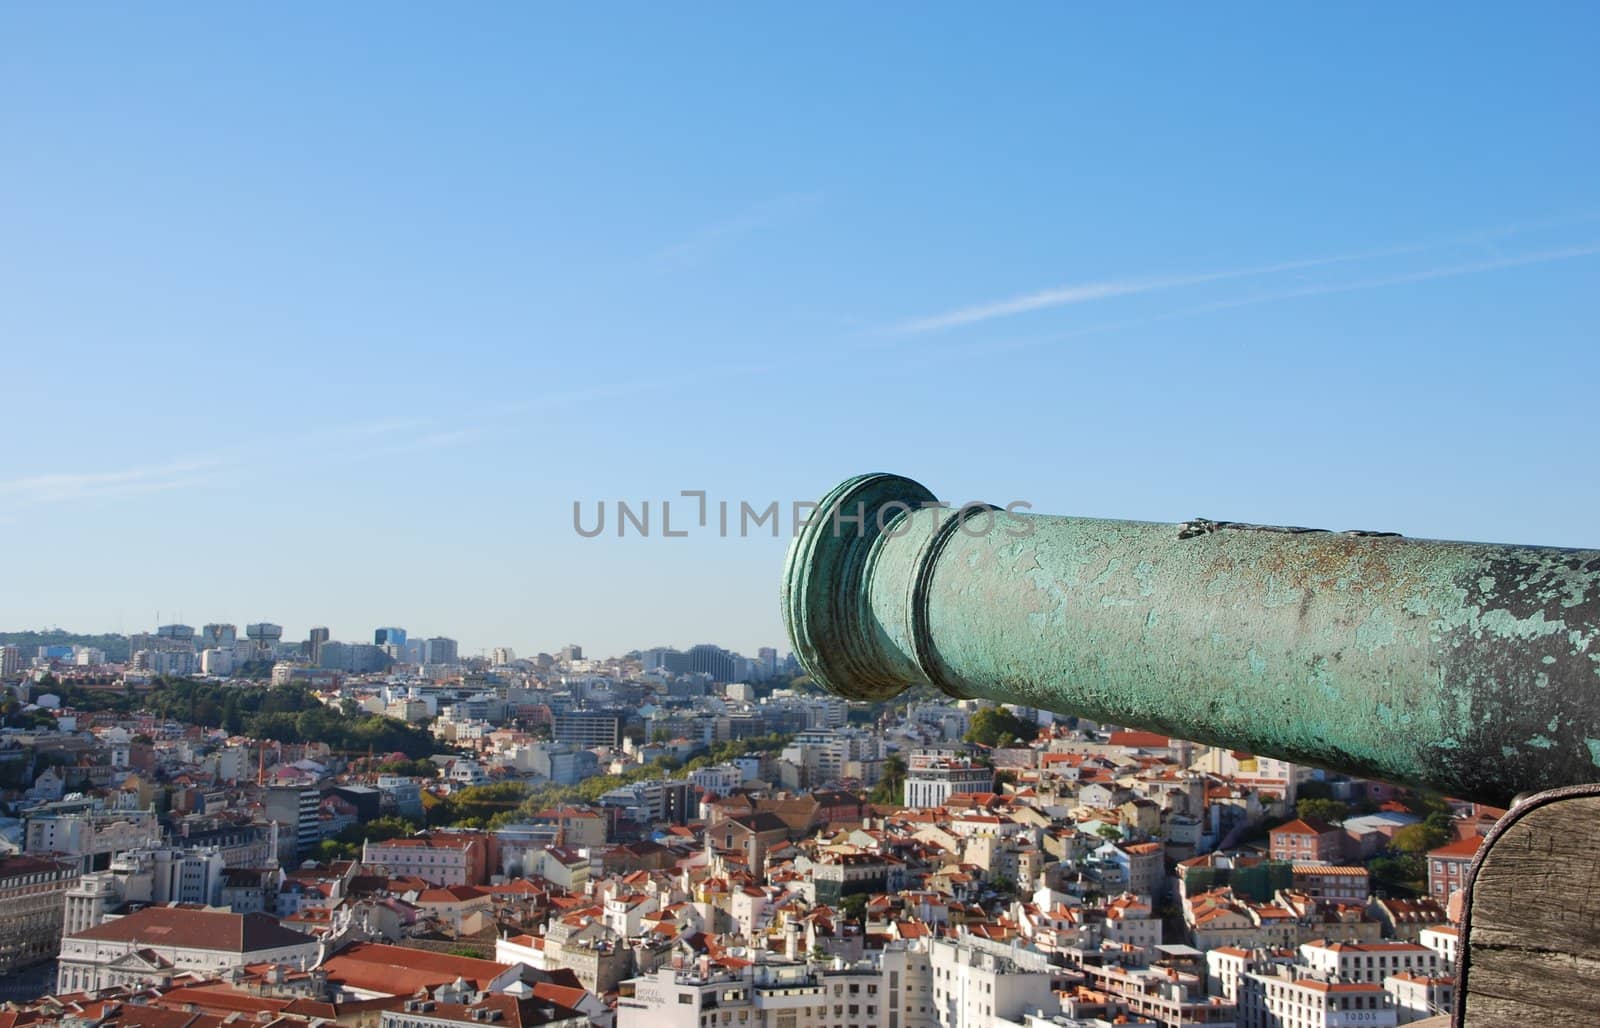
[200,647,235,676]
[362,834,484,886]
[1384,972,1454,1024]
[688,763,745,796]
[928,935,1059,1027]
[62,846,228,935]
[24,809,162,874]
[904,756,995,809]
[617,962,828,1028]
[618,941,947,1028]
[1238,969,1396,1028]
[446,760,489,786]
[1417,926,1457,971]
[1297,941,1441,985]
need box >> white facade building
[57,906,319,993]
[1238,969,1396,1028]
[927,935,1059,1027]
[1297,941,1441,985]
[904,759,995,809]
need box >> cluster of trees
[312,815,420,861]
[964,706,1038,748]
[374,757,437,777]
[1371,808,1456,893]
[417,733,798,832]
[425,781,531,829]
[43,678,440,759]
[1,693,57,731]
[1295,797,1353,824]
[1283,784,1455,896]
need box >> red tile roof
[1429,836,1485,859]
[319,941,513,995]
[69,907,313,954]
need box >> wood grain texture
[1459,788,1600,1026]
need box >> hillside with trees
[42,678,439,759]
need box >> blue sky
[2,5,1597,659]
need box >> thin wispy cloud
[1199,242,1600,312]
[652,192,823,267]
[926,240,1600,360]
[0,418,456,511]
[890,249,1414,335]
[0,460,225,505]
[889,214,1600,336]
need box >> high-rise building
[244,623,283,659]
[305,626,330,664]
[316,642,391,673]
[156,624,196,648]
[559,643,583,663]
[491,647,516,665]
[643,648,692,675]
[424,636,459,665]
[263,787,322,861]
[688,643,737,683]
[374,626,408,647]
[0,645,21,677]
[200,624,238,648]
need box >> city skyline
[4,5,1597,659]
[2,619,787,668]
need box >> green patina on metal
[782,473,1600,807]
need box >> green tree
[1295,798,1351,824]
[1393,820,1451,855]
[964,707,1036,748]
[869,756,907,805]
[221,693,244,735]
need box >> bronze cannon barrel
[782,473,1600,807]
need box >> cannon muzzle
[783,473,1600,807]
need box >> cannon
[784,473,1600,807]
[783,472,1600,1024]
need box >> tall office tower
[374,627,407,647]
[559,643,583,663]
[424,637,459,665]
[156,625,196,650]
[305,627,330,664]
[688,643,737,683]
[0,645,20,677]
[491,647,516,665]
[244,623,283,659]
[200,624,238,648]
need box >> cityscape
[0,620,1480,1026]
[5,4,1596,1027]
